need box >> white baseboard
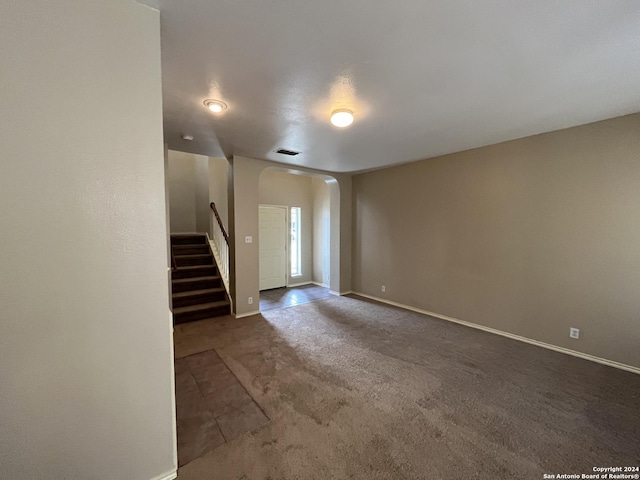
[235,309,261,319]
[150,469,177,480]
[288,281,312,287]
[352,291,640,375]
[312,281,329,288]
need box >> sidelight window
[290,207,301,276]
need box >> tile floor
[259,284,332,311]
[175,349,269,467]
[174,285,331,467]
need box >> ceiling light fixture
[330,109,354,128]
[203,99,227,113]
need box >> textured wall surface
[312,178,331,286]
[167,150,209,233]
[352,114,640,369]
[0,1,176,478]
[209,157,230,231]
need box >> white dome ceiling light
[203,99,227,113]
[330,109,354,128]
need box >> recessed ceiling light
[182,134,194,141]
[203,99,227,113]
[330,109,354,128]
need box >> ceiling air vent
[276,148,300,156]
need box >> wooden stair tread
[172,288,224,298]
[170,234,227,323]
[170,235,207,245]
[172,275,220,284]
[172,246,209,251]
[173,265,216,271]
[173,300,230,314]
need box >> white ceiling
[142,0,640,173]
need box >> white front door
[259,205,287,290]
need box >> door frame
[258,204,290,290]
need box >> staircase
[171,234,231,324]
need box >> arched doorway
[256,168,338,311]
[228,155,350,318]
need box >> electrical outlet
[381,285,386,293]
[248,297,253,305]
[569,327,580,339]
[245,236,253,243]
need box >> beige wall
[259,170,314,285]
[209,157,230,231]
[352,113,640,369]
[194,154,210,233]
[167,150,209,233]
[0,1,176,479]
[231,156,352,316]
[312,177,331,286]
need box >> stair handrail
[208,202,231,300]
[209,202,228,245]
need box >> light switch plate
[245,236,253,243]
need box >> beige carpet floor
[174,295,640,480]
